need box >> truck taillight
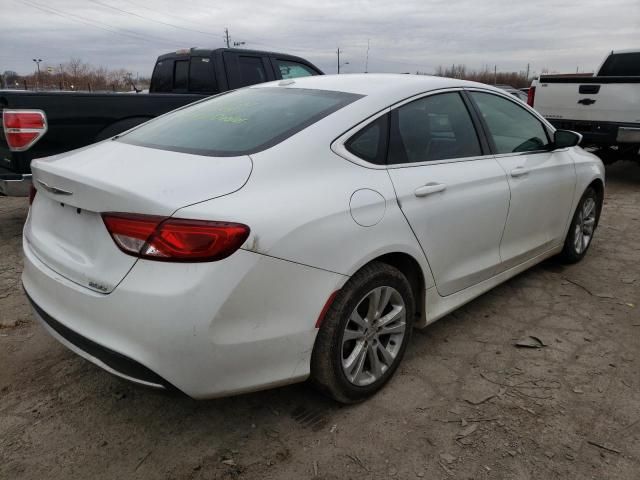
[2,110,48,152]
[102,213,250,262]
[527,86,536,107]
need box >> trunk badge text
[88,281,109,292]
[36,180,73,196]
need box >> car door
[386,91,511,296]
[467,90,576,270]
[223,52,275,88]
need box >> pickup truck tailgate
[535,78,640,124]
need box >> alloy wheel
[574,196,597,254]
[341,286,406,386]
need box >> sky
[1,0,638,78]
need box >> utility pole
[493,64,497,85]
[336,48,349,74]
[365,39,370,73]
[526,63,530,80]
[32,58,42,90]
[224,28,230,48]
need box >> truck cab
[149,48,322,94]
[0,48,323,195]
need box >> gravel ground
[1,162,639,480]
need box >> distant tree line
[1,59,150,92]
[428,64,534,88]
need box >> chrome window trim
[332,87,496,169]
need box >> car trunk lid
[25,140,252,293]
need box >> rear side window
[189,57,217,93]
[275,59,317,79]
[237,56,267,87]
[345,115,389,165]
[174,60,189,91]
[470,92,550,154]
[119,88,363,156]
[388,92,482,164]
[598,52,640,76]
[150,60,173,92]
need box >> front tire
[558,186,601,263]
[311,262,415,403]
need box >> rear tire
[310,262,415,404]
[558,186,601,264]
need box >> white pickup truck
[529,49,640,164]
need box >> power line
[15,0,178,47]
[87,0,219,38]
[125,0,221,30]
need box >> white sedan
[22,74,604,402]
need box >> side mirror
[553,129,582,149]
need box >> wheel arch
[340,251,430,329]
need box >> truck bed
[0,90,205,183]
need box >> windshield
[118,87,363,156]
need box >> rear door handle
[414,182,447,197]
[510,166,530,177]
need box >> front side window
[470,91,550,154]
[388,92,482,164]
[119,88,363,156]
[275,60,317,79]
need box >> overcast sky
[1,0,638,77]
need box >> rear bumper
[27,292,173,390]
[547,119,640,146]
[22,235,345,399]
[0,172,31,196]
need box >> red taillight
[29,183,37,205]
[102,213,250,262]
[2,110,47,151]
[527,86,536,107]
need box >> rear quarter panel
[173,115,435,290]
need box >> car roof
[253,73,504,104]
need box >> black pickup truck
[0,47,322,195]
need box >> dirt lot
[1,162,639,480]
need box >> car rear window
[118,88,363,156]
[598,52,640,76]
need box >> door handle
[510,166,530,177]
[414,182,447,197]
